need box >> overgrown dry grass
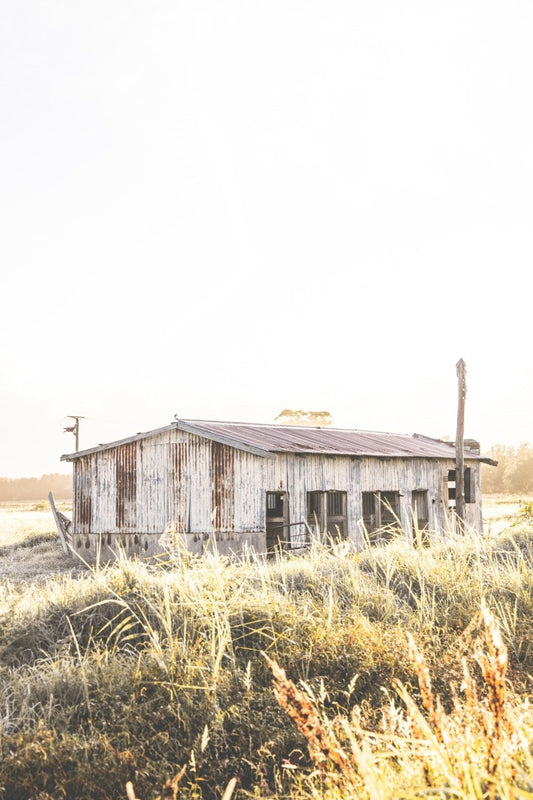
[0,507,533,798]
[267,601,533,799]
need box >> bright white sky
[1,1,532,476]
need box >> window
[307,491,323,520]
[448,467,474,504]
[327,491,344,516]
[380,491,400,526]
[307,490,347,541]
[266,491,284,518]
[464,468,474,504]
[362,491,401,541]
[362,492,377,531]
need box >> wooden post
[64,415,84,451]
[455,359,467,529]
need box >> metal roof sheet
[61,418,496,464]
[181,420,493,461]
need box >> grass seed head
[265,654,354,779]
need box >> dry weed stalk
[406,632,447,746]
[478,603,509,739]
[265,654,354,779]
[461,655,479,712]
[160,764,187,799]
[476,602,513,796]
[125,767,238,800]
[406,604,515,797]
[126,764,237,800]
[125,764,188,800]
[125,782,139,800]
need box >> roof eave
[61,423,179,461]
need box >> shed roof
[61,418,497,464]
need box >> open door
[266,491,289,554]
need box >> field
[0,501,79,582]
[1,497,533,799]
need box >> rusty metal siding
[171,433,264,535]
[115,442,137,530]
[233,449,265,532]
[137,433,176,534]
[72,455,94,534]
[182,431,211,532]
[210,441,235,531]
[175,440,191,532]
[167,440,186,533]
[95,450,116,534]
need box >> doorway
[266,491,289,553]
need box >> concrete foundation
[71,530,267,562]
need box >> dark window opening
[307,491,323,519]
[464,467,473,503]
[362,492,377,532]
[447,469,456,501]
[307,490,347,541]
[266,491,284,518]
[327,491,344,516]
[362,490,401,542]
[448,467,474,504]
[380,491,400,526]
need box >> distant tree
[0,474,72,502]
[505,444,533,494]
[481,444,533,495]
[274,410,333,427]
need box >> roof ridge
[180,418,411,437]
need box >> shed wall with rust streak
[70,427,483,558]
[71,428,267,541]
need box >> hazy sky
[1,1,532,476]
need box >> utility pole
[455,359,467,529]
[64,415,85,452]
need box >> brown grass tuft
[264,654,354,780]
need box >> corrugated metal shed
[62,418,496,464]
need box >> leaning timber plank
[48,491,72,555]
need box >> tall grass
[268,601,533,799]
[0,521,533,798]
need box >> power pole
[455,359,467,529]
[64,415,85,452]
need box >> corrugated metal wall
[72,428,483,547]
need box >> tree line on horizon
[481,444,533,494]
[0,474,72,502]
